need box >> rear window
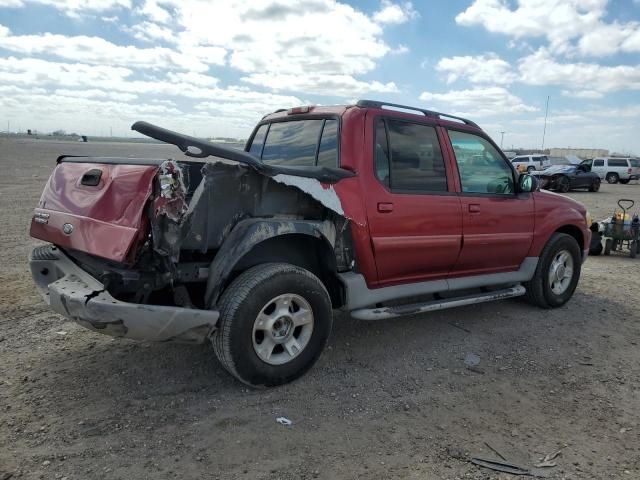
[249,119,339,167]
[608,159,628,167]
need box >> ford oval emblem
[62,223,74,235]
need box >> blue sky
[0,0,639,153]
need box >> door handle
[469,204,480,213]
[377,202,394,213]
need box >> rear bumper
[29,245,219,343]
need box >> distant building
[548,148,608,159]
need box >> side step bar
[350,285,526,321]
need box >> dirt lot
[1,137,639,480]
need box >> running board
[350,285,526,321]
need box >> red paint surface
[30,162,158,263]
[329,104,589,288]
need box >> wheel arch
[554,224,584,252]
[204,218,344,309]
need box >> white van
[511,155,551,172]
[582,157,640,184]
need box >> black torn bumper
[29,245,219,343]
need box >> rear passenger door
[444,129,534,276]
[365,116,463,285]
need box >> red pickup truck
[29,100,591,386]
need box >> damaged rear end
[29,122,354,344]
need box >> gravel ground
[1,137,639,480]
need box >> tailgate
[30,159,160,263]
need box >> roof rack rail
[355,99,479,128]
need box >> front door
[365,116,463,286]
[444,129,534,276]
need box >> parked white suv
[511,154,551,172]
[582,157,640,184]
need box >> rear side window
[374,118,447,193]
[593,159,604,167]
[630,159,639,167]
[250,119,339,167]
[261,120,322,166]
[608,159,628,167]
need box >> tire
[631,241,637,258]
[524,233,582,308]
[212,263,333,387]
[527,166,536,173]
[619,179,630,185]
[606,173,619,184]
[589,178,600,192]
[556,176,571,193]
[604,238,612,255]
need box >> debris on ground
[534,448,563,468]
[276,417,293,426]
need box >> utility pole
[110,126,113,137]
[541,95,550,152]
[500,131,506,148]
[7,120,9,133]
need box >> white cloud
[0,27,223,71]
[241,73,398,97]
[434,49,640,98]
[456,0,640,57]
[561,89,604,99]
[2,0,131,16]
[373,1,418,25]
[130,21,177,44]
[55,88,138,102]
[518,49,640,94]
[436,53,517,85]
[138,0,172,24]
[419,87,537,117]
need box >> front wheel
[556,176,571,193]
[606,173,619,184]
[527,166,536,173]
[524,233,581,308]
[589,178,600,192]
[619,179,630,185]
[212,263,333,387]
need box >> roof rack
[355,99,479,128]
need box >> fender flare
[204,218,337,307]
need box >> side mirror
[518,173,538,193]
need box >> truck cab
[29,100,591,386]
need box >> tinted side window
[608,159,628,167]
[382,120,447,192]
[630,159,639,167]
[317,119,338,168]
[448,130,514,195]
[248,124,268,157]
[593,159,604,167]
[261,120,324,166]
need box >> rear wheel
[604,238,612,255]
[212,263,332,387]
[524,233,581,308]
[619,179,630,185]
[556,176,571,193]
[589,178,600,192]
[606,173,619,184]
[631,241,637,258]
